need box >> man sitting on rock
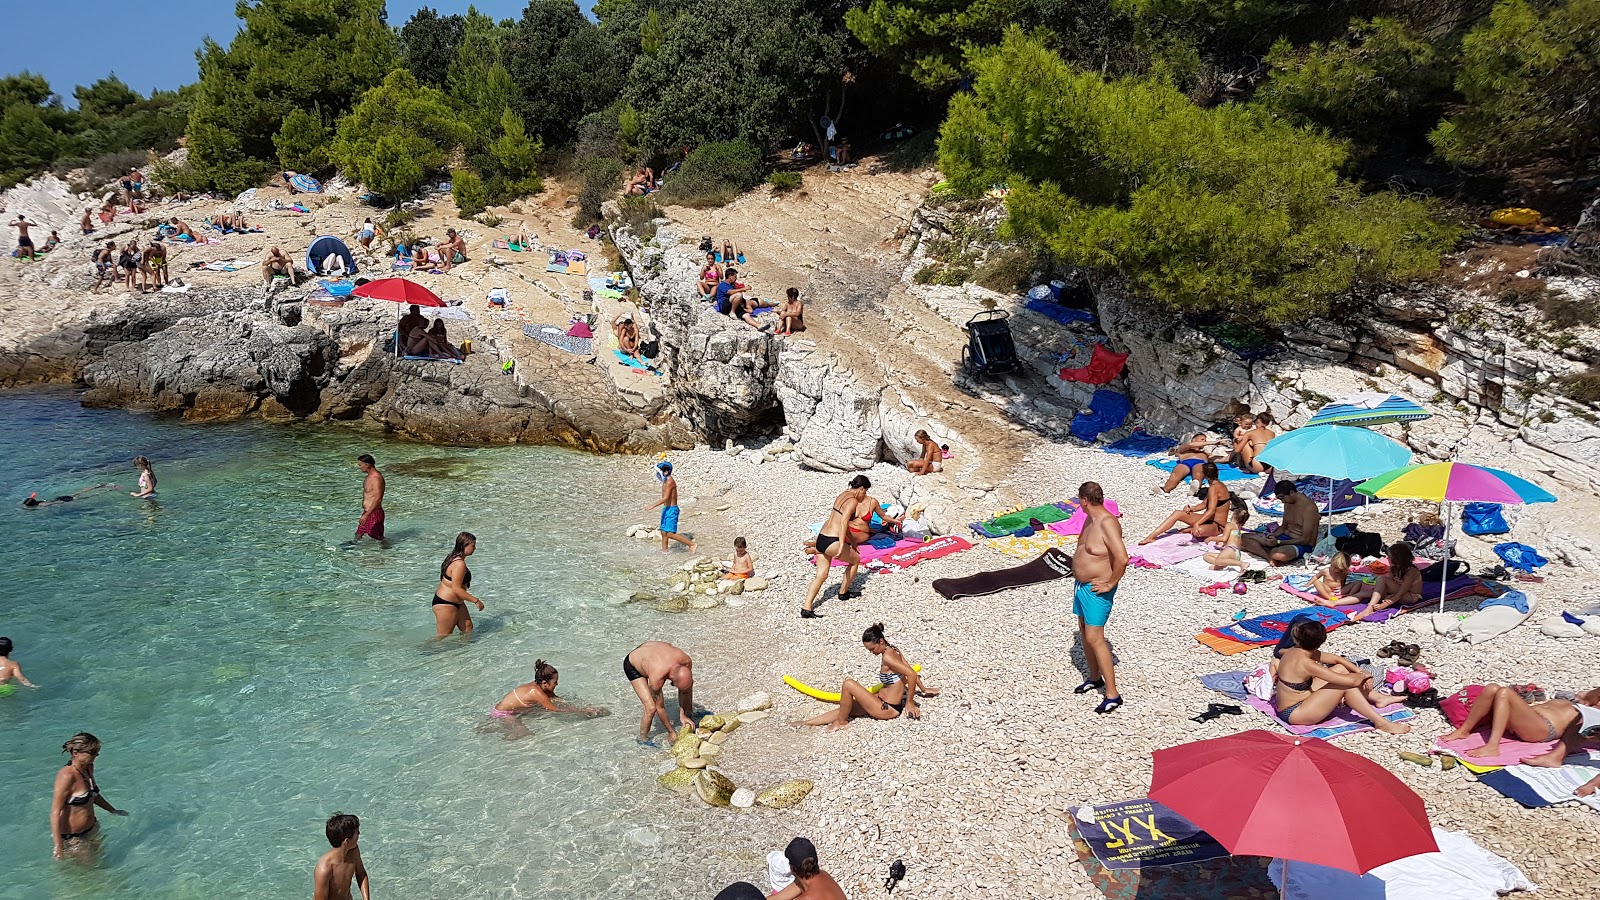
[439,228,468,272]
[398,304,427,346]
[613,313,642,357]
[1240,481,1320,566]
[712,268,744,316]
[261,246,298,286]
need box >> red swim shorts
[356,506,385,540]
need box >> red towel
[1059,343,1129,384]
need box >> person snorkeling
[22,484,119,508]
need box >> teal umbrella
[1258,426,1413,482]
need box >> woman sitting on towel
[1303,552,1357,607]
[1157,433,1219,494]
[792,623,939,731]
[1347,542,1422,621]
[697,252,722,297]
[1275,619,1410,734]
[1201,500,1250,569]
[1138,462,1230,545]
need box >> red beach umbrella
[1149,730,1436,878]
[352,278,445,307]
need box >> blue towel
[1146,459,1256,483]
[1102,431,1176,457]
[1494,542,1548,573]
[1210,607,1347,645]
[1069,389,1131,442]
[1479,589,1530,614]
[1198,671,1250,700]
[1025,298,1095,325]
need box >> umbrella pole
[1439,501,1449,613]
[1281,858,1289,900]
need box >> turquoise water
[0,389,726,898]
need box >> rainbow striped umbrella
[1357,462,1555,610]
[1305,393,1430,428]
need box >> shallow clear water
[0,389,724,898]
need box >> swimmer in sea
[22,484,119,508]
[480,659,611,740]
[312,813,371,900]
[51,732,128,860]
[431,532,484,639]
[130,457,157,499]
[1,636,39,690]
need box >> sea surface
[0,389,724,899]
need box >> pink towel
[1433,731,1559,766]
[1047,500,1121,536]
[1129,531,1209,567]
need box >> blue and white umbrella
[289,173,322,193]
[1305,392,1430,428]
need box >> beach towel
[1197,671,1249,700]
[1477,751,1600,813]
[1407,603,1529,643]
[320,279,354,297]
[401,355,463,364]
[969,503,1073,538]
[1254,477,1372,516]
[1070,390,1131,442]
[1102,431,1175,457]
[1058,343,1129,384]
[932,548,1073,600]
[984,529,1076,560]
[1024,298,1095,325]
[1145,458,1255,483]
[1433,731,1559,767]
[1045,500,1121,537]
[1494,542,1547,573]
[1064,816,1274,899]
[1166,554,1269,582]
[523,323,592,355]
[201,258,253,272]
[1264,829,1535,900]
[863,534,974,573]
[1129,531,1210,567]
[613,349,661,374]
[1200,607,1348,652]
[1243,692,1416,740]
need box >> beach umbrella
[1357,462,1557,609]
[1150,730,1436,894]
[1256,425,1410,522]
[289,173,322,193]
[1305,392,1430,428]
[352,278,444,307]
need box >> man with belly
[1070,481,1129,714]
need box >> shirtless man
[1443,684,1600,767]
[354,454,387,547]
[9,215,39,258]
[312,813,370,900]
[623,640,696,742]
[1240,481,1320,565]
[141,239,167,291]
[91,240,117,292]
[1238,411,1277,473]
[1071,481,1129,714]
[643,460,695,553]
[438,228,467,272]
[263,246,298,286]
[168,217,196,241]
[0,636,39,689]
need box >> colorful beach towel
[1243,693,1416,740]
[1201,607,1348,650]
[1477,751,1600,813]
[1046,500,1122,537]
[865,534,974,573]
[1433,731,1559,767]
[1146,458,1255,482]
[969,502,1073,538]
[523,323,592,355]
[1129,531,1210,568]
[1102,431,1176,458]
[985,529,1076,560]
[613,350,660,374]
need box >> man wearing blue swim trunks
[644,461,697,553]
[1071,482,1129,714]
[1240,481,1321,566]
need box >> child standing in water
[1,636,39,691]
[643,460,696,553]
[312,813,371,900]
[130,456,157,499]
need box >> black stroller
[961,309,1017,376]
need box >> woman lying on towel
[1443,684,1600,766]
[1346,542,1422,621]
[1275,618,1411,734]
[1157,433,1219,494]
[791,623,939,731]
[1139,463,1230,545]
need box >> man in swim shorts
[643,460,696,553]
[1240,481,1320,566]
[623,640,696,742]
[1071,482,1128,714]
[354,454,387,547]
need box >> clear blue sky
[9,2,558,104]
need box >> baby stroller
[961,309,1017,376]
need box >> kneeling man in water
[623,641,696,742]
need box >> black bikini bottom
[815,533,839,555]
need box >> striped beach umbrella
[1305,393,1429,428]
[289,173,322,193]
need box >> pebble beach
[643,436,1600,899]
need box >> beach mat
[984,529,1076,560]
[1045,500,1121,537]
[523,323,593,355]
[1477,751,1600,813]
[933,548,1073,600]
[969,502,1073,538]
[863,534,973,573]
[613,349,661,374]
[1146,458,1255,482]
[1434,731,1559,767]
[1244,693,1416,740]
[1130,531,1210,568]
[1025,298,1096,326]
[1102,431,1175,458]
[1066,816,1272,898]
[1201,607,1349,649]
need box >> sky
[8,2,554,105]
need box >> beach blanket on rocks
[970,502,1074,538]
[1433,731,1559,768]
[1065,816,1273,898]
[1102,431,1175,457]
[1046,500,1121,537]
[1263,829,1535,900]
[1477,751,1600,813]
[1165,554,1268,582]
[1197,607,1348,655]
[1254,477,1372,516]
[933,547,1073,600]
[1243,692,1416,740]
[523,323,592,355]
[1070,389,1131,442]
[1145,459,1255,483]
[1025,298,1096,326]
[860,534,973,573]
[985,529,1076,560]
[1129,531,1210,567]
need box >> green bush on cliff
[938,30,1465,324]
[329,69,468,201]
[661,140,763,208]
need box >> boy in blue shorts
[645,461,697,553]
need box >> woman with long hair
[431,532,485,639]
[1139,462,1229,544]
[1348,542,1423,621]
[51,732,128,859]
[130,456,157,499]
[482,659,609,740]
[800,476,871,619]
[792,623,939,731]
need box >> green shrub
[274,108,331,173]
[452,169,488,217]
[365,134,425,200]
[661,140,763,208]
[619,195,664,239]
[975,248,1040,293]
[79,149,150,190]
[1558,370,1600,405]
[574,156,625,226]
[939,30,1463,324]
[328,69,468,201]
[1538,293,1599,329]
[767,171,803,192]
[485,108,543,201]
[914,262,974,286]
[149,155,211,195]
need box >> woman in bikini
[481,659,609,739]
[1139,462,1230,544]
[1274,619,1410,734]
[1442,684,1600,762]
[906,429,943,475]
[51,732,128,859]
[800,475,872,619]
[1348,542,1422,621]
[1201,499,1249,569]
[792,623,939,731]
[130,456,157,499]
[432,532,485,639]
[697,252,722,297]
[1158,433,1217,494]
